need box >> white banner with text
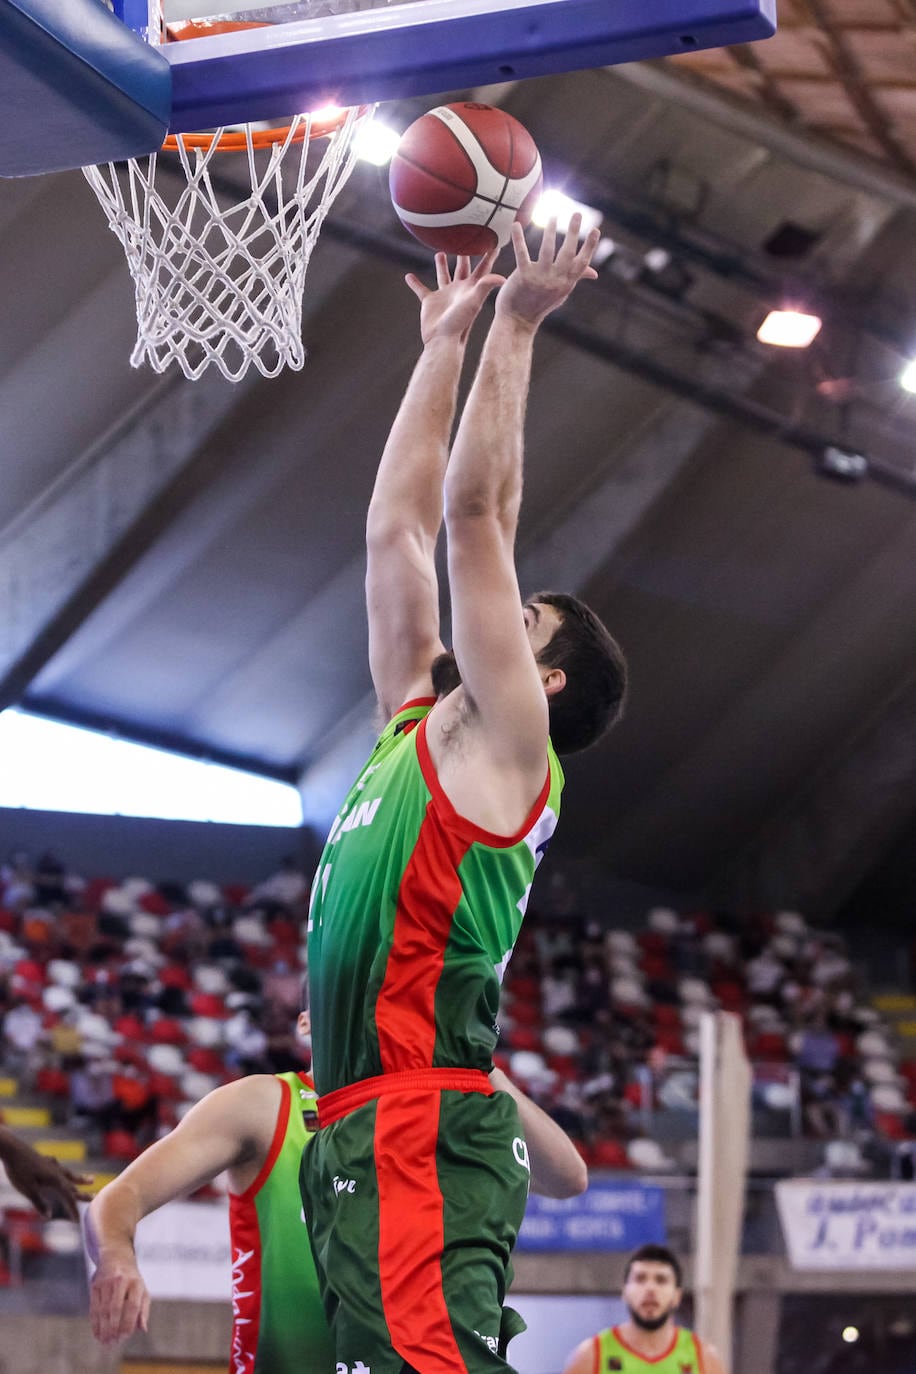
[776,1180,916,1270]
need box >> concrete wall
[0,808,319,885]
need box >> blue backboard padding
[0,0,170,177]
[166,0,776,133]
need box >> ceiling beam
[614,61,916,212]
[0,369,259,711]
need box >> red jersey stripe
[228,1189,264,1374]
[234,1077,291,1204]
[416,715,552,849]
[375,798,472,1073]
[374,1090,468,1374]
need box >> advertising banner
[776,1180,916,1270]
[517,1180,666,1252]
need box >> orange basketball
[389,102,543,255]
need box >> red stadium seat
[505,975,540,1003]
[139,890,172,916]
[189,992,229,1020]
[188,1047,224,1075]
[546,1054,582,1079]
[510,1001,542,1027]
[223,884,250,907]
[149,1071,182,1100]
[506,1027,542,1052]
[35,1067,70,1097]
[651,1004,681,1029]
[114,1014,148,1043]
[104,1129,141,1162]
[587,1139,631,1169]
[159,964,192,991]
[150,1017,187,1045]
[874,1111,908,1141]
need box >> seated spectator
[3,1000,43,1084]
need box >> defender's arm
[87,1076,278,1345]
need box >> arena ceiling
[1,6,915,912]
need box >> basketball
[389,102,543,255]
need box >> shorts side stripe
[375,1090,469,1374]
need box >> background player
[301,219,627,1374]
[562,1245,728,1374]
[86,1005,587,1362]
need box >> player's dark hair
[624,1244,682,1287]
[532,591,628,755]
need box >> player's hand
[405,251,505,346]
[496,215,600,328]
[0,1129,92,1221]
[90,1249,151,1345]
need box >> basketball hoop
[82,21,374,380]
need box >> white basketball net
[82,107,374,381]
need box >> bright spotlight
[353,120,402,166]
[532,189,603,237]
[757,309,823,348]
[841,1327,860,1344]
[900,358,916,393]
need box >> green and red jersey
[591,1327,707,1374]
[307,699,564,1095]
[227,1071,332,1374]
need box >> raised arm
[442,218,600,768]
[87,1076,278,1345]
[366,252,504,718]
[490,1068,587,1198]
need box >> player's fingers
[118,1280,145,1342]
[56,1188,80,1223]
[472,246,500,279]
[100,1276,126,1345]
[558,213,583,261]
[454,255,471,279]
[574,225,602,272]
[434,252,451,287]
[404,273,429,301]
[139,1287,151,1333]
[538,215,558,262]
[510,220,531,266]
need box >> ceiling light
[900,358,916,393]
[353,119,401,166]
[591,237,616,267]
[531,189,603,237]
[841,1328,859,1344]
[818,446,868,483]
[644,247,672,273]
[757,309,822,348]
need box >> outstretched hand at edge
[495,214,601,329]
[405,250,506,347]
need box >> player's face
[523,600,562,658]
[431,601,563,701]
[622,1261,681,1332]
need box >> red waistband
[318,1068,493,1127]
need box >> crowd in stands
[1,847,915,1179]
[0,850,310,1164]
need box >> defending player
[301,218,627,1374]
[86,1007,586,1366]
[562,1245,728,1374]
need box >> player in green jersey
[85,1008,586,1370]
[302,218,628,1374]
[562,1245,728,1374]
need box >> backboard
[1,0,777,176]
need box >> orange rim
[161,18,361,152]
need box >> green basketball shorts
[299,1068,531,1374]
